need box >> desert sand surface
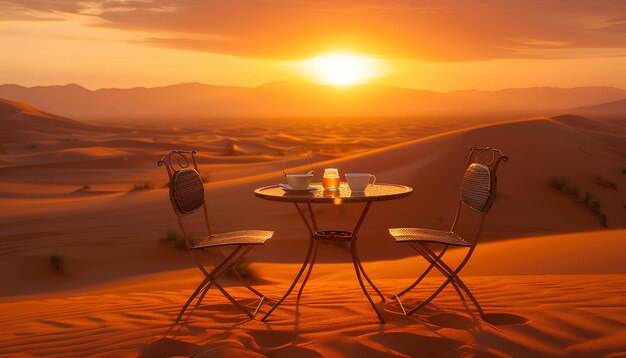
[1,98,625,356]
[1,271,625,357]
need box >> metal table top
[254,182,413,203]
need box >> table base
[260,202,386,324]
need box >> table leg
[352,202,385,301]
[352,238,385,301]
[261,203,316,322]
[297,203,320,299]
[350,202,386,323]
[350,237,385,323]
[297,239,319,299]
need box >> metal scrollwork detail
[158,150,199,180]
[172,152,191,170]
[468,147,509,172]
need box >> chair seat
[194,230,273,249]
[389,228,470,247]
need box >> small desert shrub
[75,185,91,192]
[129,182,155,192]
[50,254,67,274]
[161,229,201,250]
[162,229,179,242]
[224,259,256,279]
[222,142,239,156]
[162,229,187,250]
[594,176,618,191]
[588,201,608,227]
[550,178,608,227]
[550,178,580,199]
[577,191,592,206]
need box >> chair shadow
[424,310,477,330]
[418,304,527,329]
[143,305,258,357]
[150,297,321,357]
[138,337,201,358]
[484,312,528,326]
[258,294,304,340]
[265,345,323,357]
[387,292,526,332]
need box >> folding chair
[157,150,273,331]
[388,147,508,319]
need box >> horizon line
[1,81,625,94]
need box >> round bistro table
[254,182,413,323]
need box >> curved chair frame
[390,147,508,319]
[158,150,272,334]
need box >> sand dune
[0,110,623,286]
[1,99,625,356]
[0,98,117,134]
[0,99,482,194]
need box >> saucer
[279,183,319,194]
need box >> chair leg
[399,243,463,316]
[214,282,255,319]
[391,246,448,299]
[417,254,480,319]
[450,276,486,320]
[187,281,255,320]
[219,245,266,300]
[396,268,466,317]
[193,281,211,311]
[192,247,265,319]
[350,239,385,323]
[407,279,450,315]
[297,239,319,299]
[419,244,486,320]
[231,267,265,299]
[171,245,258,330]
[392,265,433,301]
[414,244,465,299]
[216,277,267,317]
[427,257,485,319]
[166,276,212,336]
[393,244,449,315]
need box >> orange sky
[0,1,625,91]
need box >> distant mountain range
[0,82,625,121]
[572,99,626,113]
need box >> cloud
[2,0,625,61]
[0,0,70,21]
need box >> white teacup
[285,173,313,190]
[345,173,376,192]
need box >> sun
[305,53,386,86]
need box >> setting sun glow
[305,54,386,86]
